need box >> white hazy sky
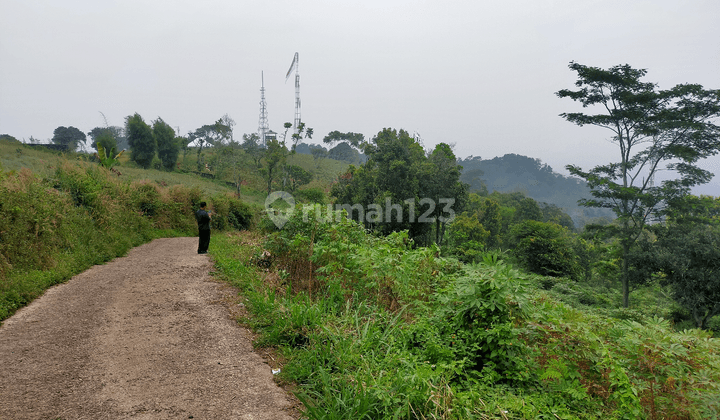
[2,0,719,192]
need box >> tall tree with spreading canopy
[125,113,156,169]
[557,62,720,307]
[323,130,365,148]
[189,118,232,171]
[51,126,86,151]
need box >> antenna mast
[286,52,301,136]
[258,71,269,147]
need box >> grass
[0,146,258,321]
[210,210,720,419]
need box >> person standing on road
[196,201,212,254]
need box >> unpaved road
[0,237,297,419]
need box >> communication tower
[286,52,301,136]
[258,72,270,147]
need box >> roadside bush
[209,193,255,231]
[155,184,202,233]
[131,181,161,217]
[0,161,214,321]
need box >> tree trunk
[435,217,441,244]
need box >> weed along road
[0,237,295,419]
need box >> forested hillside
[459,154,614,227]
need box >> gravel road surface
[0,237,296,419]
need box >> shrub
[510,220,582,280]
[209,193,255,231]
[294,187,326,204]
[0,161,213,320]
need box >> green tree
[125,113,156,169]
[189,119,232,171]
[514,197,543,223]
[242,133,264,168]
[365,128,427,237]
[88,126,125,150]
[445,214,490,263]
[541,203,575,230]
[423,143,468,244]
[476,198,503,248]
[510,220,581,280]
[51,126,86,151]
[309,145,328,169]
[331,129,466,244]
[642,195,720,329]
[153,118,179,171]
[262,138,288,194]
[0,134,20,143]
[328,142,359,163]
[322,130,365,148]
[557,62,720,307]
[94,129,117,156]
[285,165,313,193]
[287,121,314,151]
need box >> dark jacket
[196,209,211,231]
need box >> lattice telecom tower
[258,72,270,147]
[286,52,301,136]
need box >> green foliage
[510,220,582,280]
[647,202,720,329]
[208,193,255,231]
[51,126,86,151]
[443,213,489,263]
[96,144,124,169]
[294,187,326,204]
[328,142,360,163]
[458,153,610,228]
[0,134,21,144]
[213,211,720,419]
[241,133,264,167]
[331,129,467,244]
[153,118,179,171]
[558,61,720,308]
[94,128,118,154]
[0,160,242,321]
[429,258,531,382]
[88,125,127,151]
[125,113,156,169]
[285,164,313,192]
[262,137,288,194]
[322,130,365,148]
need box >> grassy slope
[211,226,720,420]
[0,140,251,321]
[0,139,349,321]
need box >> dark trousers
[198,229,211,254]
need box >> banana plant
[96,145,124,169]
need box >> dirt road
[0,237,297,419]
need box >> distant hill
[458,154,614,227]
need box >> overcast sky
[2,0,719,192]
